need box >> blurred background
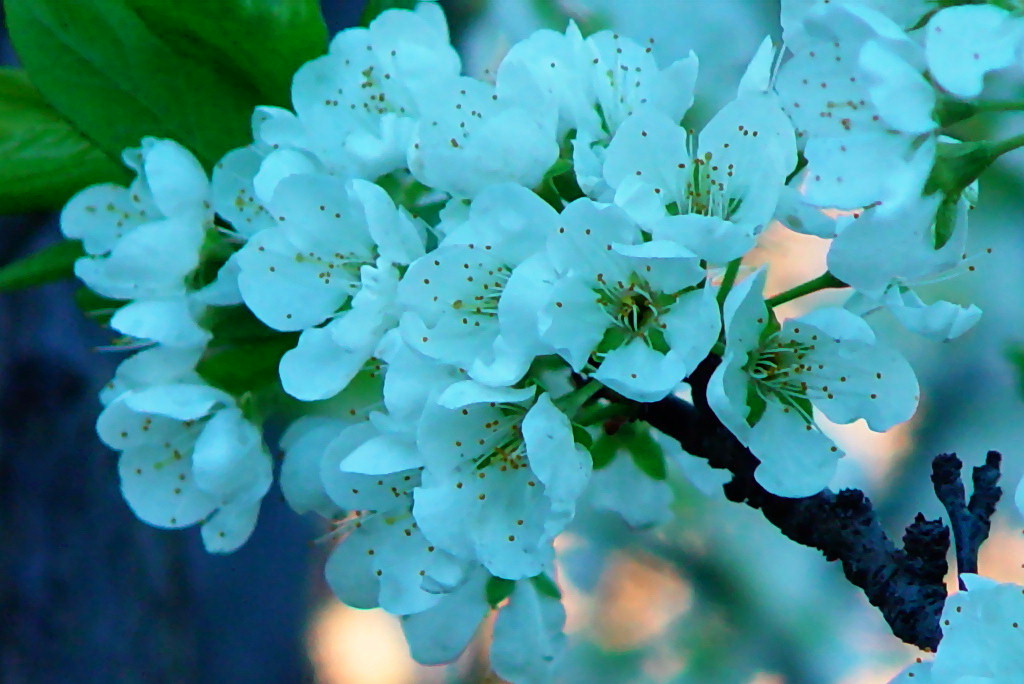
[2,1,1023,682]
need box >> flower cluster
[60,0,1019,678]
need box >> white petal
[491,581,566,684]
[522,393,591,506]
[926,6,1024,99]
[252,149,318,204]
[738,36,776,96]
[538,276,610,372]
[140,138,209,218]
[118,444,217,528]
[859,41,935,135]
[593,338,689,403]
[341,433,423,475]
[200,499,261,553]
[883,289,982,342]
[279,325,368,401]
[122,384,226,421]
[661,286,722,370]
[748,402,840,497]
[437,381,535,409]
[211,146,274,238]
[325,527,380,610]
[279,417,345,517]
[603,109,687,200]
[401,568,490,665]
[651,214,757,265]
[61,184,147,254]
[191,408,272,502]
[110,298,209,348]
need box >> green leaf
[197,305,300,394]
[0,68,128,213]
[589,433,619,470]
[624,424,667,481]
[5,0,325,168]
[0,238,83,292]
[196,333,299,396]
[361,0,420,26]
[127,0,327,107]
[485,576,516,608]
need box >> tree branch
[638,357,966,651]
[931,451,1002,587]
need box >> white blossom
[709,269,919,496]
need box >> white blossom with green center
[709,269,919,497]
[535,198,718,402]
[413,383,589,580]
[398,183,558,385]
[603,71,795,263]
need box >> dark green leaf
[571,422,593,449]
[5,0,314,168]
[0,238,83,292]
[361,0,420,26]
[127,0,327,107]
[197,332,299,395]
[485,576,516,608]
[624,424,667,481]
[589,433,618,470]
[0,68,128,213]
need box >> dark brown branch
[931,451,1002,586]
[638,357,962,650]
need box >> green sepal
[932,193,960,249]
[925,141,994,200]
[530,573,562,600]
[745,383,767,427]
[361,0,420,26]
[485,576,516,608]
[0,68,128,214]
[0,238,84,292]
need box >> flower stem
[557,379,604,417]
[972,99,1024,114]
[765,272,847,308]
[576,401,635,426]
[716,258,742,307]
[986,131,1024,159]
